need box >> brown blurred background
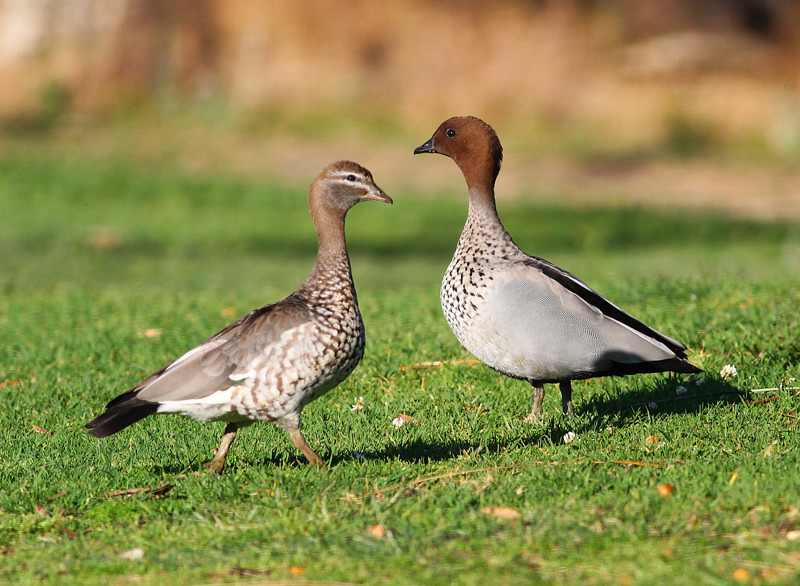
[1,0,799,217]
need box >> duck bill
[366,187,393,204]
[413,136,437,155]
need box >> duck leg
[203,422,239,475]
[524,382,545,422]
[288,427,325,467]
[560,380,574,417]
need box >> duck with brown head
[86,161,392,474]
[415,116,700,420]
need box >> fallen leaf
[366,524,387,538]
[645,435,659,446]
[34,505,47,516]
[656,484,675,498]
[220,306,237,318]
[762,440,778,457]
[32,425,55,435]
[289,566,305,575]
[481,507,522,520]
[729,471,739,485]
[140,328,162,338]
[733,567,750,582]
[0,380,22,389]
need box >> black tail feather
[606,357,702,377]
[85,395,159,438]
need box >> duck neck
[298,213,355,298]
[462,185,513,245]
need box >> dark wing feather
[522,256,691,357]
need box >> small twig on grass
[597,460,659,468]
[398,359,481,371]
[102,484,174,499]
[749,386,800,393]
[47,490,68,501]
[361,458,685,500]
[363,463,527,498]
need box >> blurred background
[1,0,799,217]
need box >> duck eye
[445,128,456,138]
[346,174,357,182]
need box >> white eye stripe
[331,170,367,181]
[329,174,370,187]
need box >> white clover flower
[676,385,688,395]
[719,365,738,380]
[350,396,365,411]
[391,417,405,429]
[563,431,576,444]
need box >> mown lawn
[1,149,799,584]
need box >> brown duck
[86,161,392,473]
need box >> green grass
[1,149,799,584]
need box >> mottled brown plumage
[415,116,700,420]
[86,161,392,473]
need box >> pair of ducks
[87,117,700,474]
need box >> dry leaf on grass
[645,435,659,446]
[0,380,22,389]
[138,328,163,338]
[481,507,522,520]
[392,413,419,428]
[656,484,675,498]
[32,425,54,435]
[366,524,388,538]
[733,567,750,582]
[289,566,305,575]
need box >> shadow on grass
[331,434,553,465]
[148,381,749,474]
[581,379,746,425]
